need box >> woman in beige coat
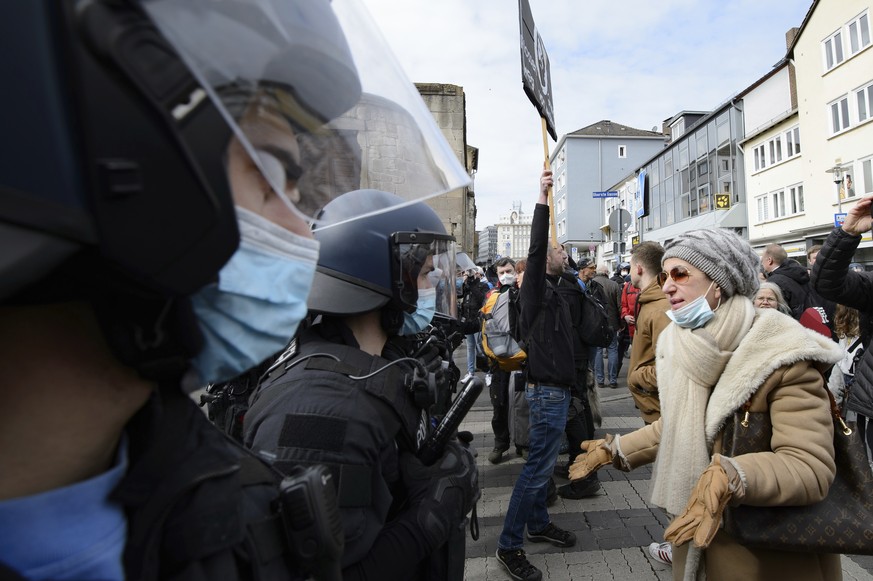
[570,228,844,581]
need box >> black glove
[413,343,451,410]
[399,441,480,551]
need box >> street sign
[835,213,848,227]
[715,193,731,210]
[631,235,640,246]
[593,191,618,198]
[608,209,632,242]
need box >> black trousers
[489,366,511,448]
[564,361,594,463]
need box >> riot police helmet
[309,189,457,320]
[1,0,470,380]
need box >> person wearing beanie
[568,228,844,581]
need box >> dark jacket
[554,269,588,368]
[767,258,811,318]
[811,227,873,418]
[517,204,575,388]
[460,278,489,321]
[593,273,622,331]
[244,321,440,580]
[1,384,310,581]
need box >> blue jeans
[498,384,571,550]
[465,333,478,374]
[592,332,619,385]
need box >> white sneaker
[648,542,672,565]
[460,373,474,383]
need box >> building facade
[780,0,873,262]
[495,202,534,261]
[416,83,477,256]
[550,121,665,258]
[477,225,498,265]
[599,106,748,268]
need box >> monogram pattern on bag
[722,410,873,555]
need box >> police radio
[277,465,345,581]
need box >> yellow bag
[480,289,526,371]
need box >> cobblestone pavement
[456,342,873,581]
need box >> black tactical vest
[244,332,425,567]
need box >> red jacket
[620,281,640,339]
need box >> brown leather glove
[664,455,740,548]
[569,434,615,481]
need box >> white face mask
[666,281,716,329]
[499,273,517,287]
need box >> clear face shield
[394,234,457,320]
[141,0,471,230]
[455,252,477,275]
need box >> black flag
[518,0,556,140]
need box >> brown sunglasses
[657,267,693,286]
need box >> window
[771,189,786,219]
[753,144,766,171]
[788,184,805,214]
[695,131,708,160]
[857,81,873,123]
[785,126,801,157]
[618,145,627,158]
[848,11,871,56]
[756,195,769,222]
[679,192,688,218]
[862,156,873,196]
[768,136,782,165]
[671,118,686,141]
[698,184,711,213]
[756,184,804,223]
[831,96,851,133]
[824,30,845,71]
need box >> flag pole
[541,117,558,248]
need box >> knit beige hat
[662,228,760,298]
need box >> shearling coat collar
[704,308,843,443]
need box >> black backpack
[580,280,613,348]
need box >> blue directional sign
[593,191,618,198]
[835,213,848,227]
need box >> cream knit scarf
[650,295,756,515]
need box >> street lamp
[827,164,845,212]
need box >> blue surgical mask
[667,282,716,329]
[400,287,437,335]
[190,207,319,384]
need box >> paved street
[456,341,873,581]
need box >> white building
[495,202,533,261]
[744,0,873,262]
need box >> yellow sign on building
[715,194,731,210]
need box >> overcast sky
[360,0,814,231]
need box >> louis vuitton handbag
[721,388,873,555]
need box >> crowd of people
[3,2,873,581]
[466,170,873,581]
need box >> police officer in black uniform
[244,189,479,581]
[0,1,471,579]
